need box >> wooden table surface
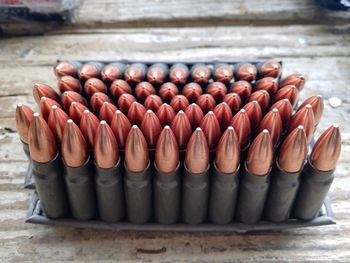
[1,0,350,261]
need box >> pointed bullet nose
[214,64,233,83]
[68,101,88,125]
[270,98,293,124]
[110,110,132,149]
[182,82,202,102]
[147,64,167,85]
[79,110,99,150]
[101,64,122,83]
[54,61,76,77]
[278,125,307,173]
[184,103,204,130]
[248,90,270,111]
[84,78,107,97]
[258,108,282,147]
[125,125,149,172]
[62,119,88,167]
[246,129,273,176]
[310,124,341,171]
[78,63,100,81]
[223,93,242,113]
[39,96,62,121]
[236,63,257,81]
[144,95,163,113]
[159,82,179,102]
[117,93,136,114]
[215,126,240,173]
[58,75,82,94]
[280,73,306,91]
[90,92,111,113]
[191,65,210,84]
[33,83,60,104]
[298,95,324,125]
[243,100,262,129]
[254,77,278,94]
[196,94,216,114]
[213,102,233,131]
[48,105,69,143]
[155,126,179,173]
[94,120,119,169]
[170,95,190,112]
[99,101,118,124]
[135,81,156,102]
[169,64,189,85]
[258,60,282,78]
[128,101,147,126]
[230,109,252,149]
[230,80,252,100]
[156,103,176,127]
[185,127,209,174]
[28,112,57,163]
[140,110,162,148]
[124,64,146,84]
[274,85,298,106]
[61,91,87,111]
[200,111,221,150]
[207,82,227,101]
[170,110,192,150]
[288,104,314,143]
[110,79,132,99]
[15,103,34,143]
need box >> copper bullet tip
[223,93,242,113]
[135,81,156,102]
[94,120,119,169]
[99,101,118,124]
[270,98,293,124]
[182,82,203,102]
[196,94,216,114]
[274,85,298,106]
[156,103,176,127]
[110,109,131,149]
[58,75,82,94]
[207,82,228,101]
[248,90,271,111]
[185,127,209,174]
[28,112,57,163]
[110,79,132,99]
[127,101,147,126]
[184,103,204,130]
[170,95,190,112]
[140,109,162,148]
[39,96,62,121]
[310,124,341,171]
[84,78,107,97]
[258,108,282,147]
[117,93,136,114]
[200,111,221,150]
[258,60,282,78]
[124,64,146,84]
[144,95,163,113]
[155,126,179,173]
[191,64,210,84]
[15,103,34,143]
[79,109,99,149]
[62,119,88,167]
[213,102,233,131]
[54,61,76,77]
[278,125,307,173]
[230,108,252,149]
[169,64,189,85]
[214,64,233,83]
[147,64,167,85]
[230,80,252,100]
[159,82,179,102]
[280,73,306,91]
[90,92,111,113]
[125,125,149,172]
[236,63,257,81]
[243,100,262,129]
[170,110,192,150]
[246,129,273,176]
[101,65,122,83]
[48,104,69,143]
[68,101,88,125]
[33,83,60,104]
[78,63,100,81]
[254,77,279,94]
[61,91,87,111]
[288,104,314,143]
[215,126,240,173]
[298,95,324,125]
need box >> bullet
[62,119,97,220]
[196,94,216,114]
[147,63,169,85]
[169,63,189,85]
[273,85,298,106]
[33,83,60,104]
[170,95,190,112]
[270,99,293,125]
[159,82,179,102]
[80,109,99,150]
[288,104,315,143]
[230,80,252,101]
[280,73,305,91]
[200,111,221,151]
[117,93,136,114]
[144,95,163,113]
[258,108,282,148]
[294,125,341,220]
[190,63,211,84]
[135,81,156,102]
[28,113,69,218]
[183,127,209,224]
[78,62,103,82]
[124,126,152,223]
[243,100,262,129]
[140,110,162,151]
[58,76,82,94]
[207,82,227,101]
[127,101,147,126]
[110,79,132,99]
[90,92,111,113]
[182,82,203,102]
[156,103,176,127]
[170,110,192,155]
[236,129,273,224]
[298,95,324,125]
[184,103,204,130]
[209,126,240,224]
[48,105,69,143]
[39,96,62,121]
[248,90,271,111]
[110,110,132,150]
[99,101,118,124]
[61,91,87,112]
[257,60,282,78]
[254,77,279,94]
[223,93,242,113]
[84,78,107,97]
[230,109,251,149]
[54,61,81,77]
[94,120,124,222]
[154,126,180,224]
[101,63,126,83]
[213,102,233,131]
[235,63,257,82]
[68,102,88,125]
[15,104,33,165]
[124,63,147,84]
[213,63,234,84]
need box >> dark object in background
[319,0,350,11]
